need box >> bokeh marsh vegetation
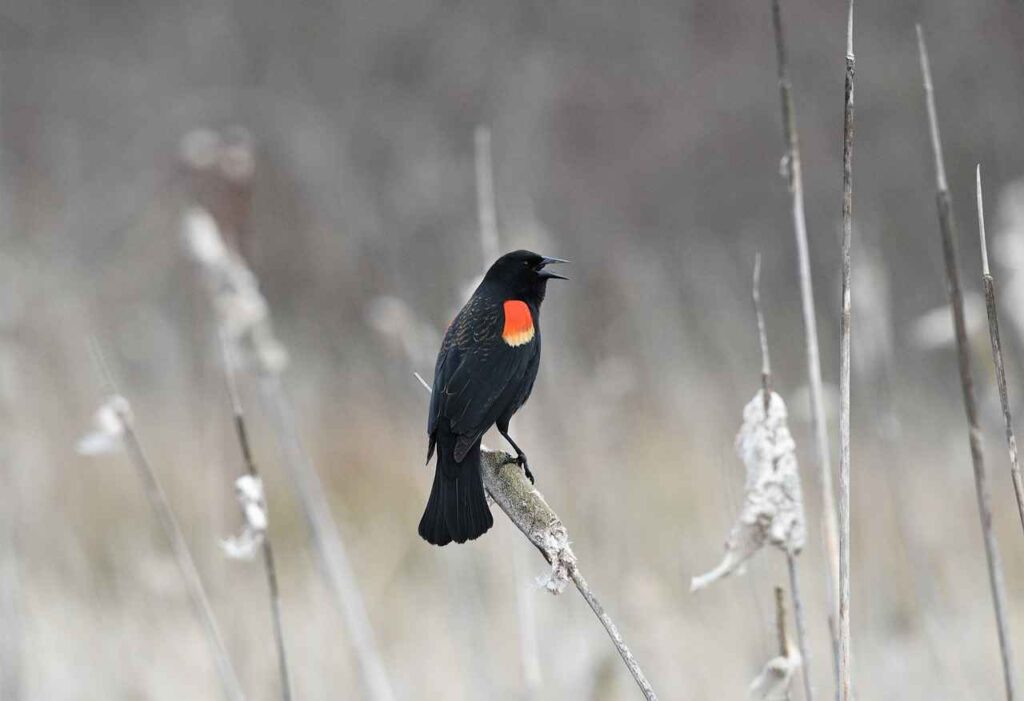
[3,0,1024,698]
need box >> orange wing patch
[502,300,535,347]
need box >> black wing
[427,296,538,461]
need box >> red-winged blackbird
[419,250,568,546]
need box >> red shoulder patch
[502,300,535,347]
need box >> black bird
[419,250,568,546]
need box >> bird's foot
[503,452,535,484]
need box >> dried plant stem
[770,2,842,687]
[838,4,855,701]
[775,585,793,701]
[257,374,396,701]
[220,338,292,701]
[120,426,246,701]
[753,258,814,701]
[89,342,244,700]
[753,254,773,407]
[976,167,1024,535]
[474,126,501,265]
[917,26,1017,701]
[786,556,813,701]
[775,586,789,657]
[480,451,659,700]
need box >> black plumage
[418,250,567,546]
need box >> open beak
[537,256,570,280]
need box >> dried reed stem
[474,126,501,265]
[753,257,814,701]
[480,451,659,700]
[838,4,855,700]
[753,254,773,409]
[775,585,793,701]
[219,337,293,701]
[89,345,245,701]
[917,26,1017,701]
[770,3,842,687]
[976,167,1024,536]
[775,586,789,658]
[786,556,811,701]
[257,374,396,701]
[184,205,395,701]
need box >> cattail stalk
[89,345,245,701]
[976,167,1024,535]
[480,451,659,700]
[838,3,855,700]
[183,208,395,701]
[917,26,1017,701]
[219,337,293,701]
[257,374,396,701]
[769,3,842,688]
[474,126,501,266]
[754,256,814,701]
[775,586,793,701]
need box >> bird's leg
[498,428,533,484]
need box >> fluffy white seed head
[76,395,133,456]
[221,474,268,561]
[691,391,807,592]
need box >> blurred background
[2,0,1024,698]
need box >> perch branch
[976,167,1024,535]
[480,450,659,701]
[770,3,842,688]
[917,26,1017,701]
[838,3,855,700]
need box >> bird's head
[482,250,568,304]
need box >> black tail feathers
[418,437,493,546]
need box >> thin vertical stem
[220,338,293,701]
[787,555,814,701]
[918,27,1017,701]
[838,3,855,701]
[770,4,842,692]
[121,428,247,701]
[775,586,792,701]
[977,167,1024,534]
[752,257,813,701]
[475,126,501,266]
[775,586,789,658]
[258,375,396,701]
[753,254,773,410]
[89,343,245,701]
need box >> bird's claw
[503,453,535,484]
